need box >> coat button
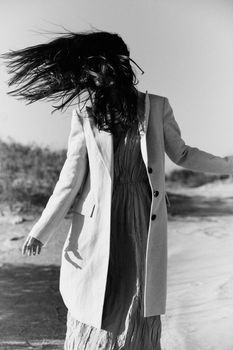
[148,167,153,174]
[153,190,159,197]
[151,214,156,220]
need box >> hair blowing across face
[1,30,144,135]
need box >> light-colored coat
[28,90,233,329]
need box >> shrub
[0,139,66,213]
[166,169,230,187]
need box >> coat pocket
[71,193,96,217]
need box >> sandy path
[161,180,233,350]
[161,215,233,350]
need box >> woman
[2,30,233,350]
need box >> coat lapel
[82,108,113,181]
[95,128,113,178]
[140,90,150,167]
[81,90,149,181]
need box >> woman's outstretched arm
[24,109,88,248]
[163,97,233,174]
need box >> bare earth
[1,179,233,350]
[0,212,69,350]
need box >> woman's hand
[22,236,44,256]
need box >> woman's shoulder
[137,90,167,124]
[138,89,166,103]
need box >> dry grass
[0,139,66,214]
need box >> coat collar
[79,90,150,180]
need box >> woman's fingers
[22,239,31,255]
[22,239,30,255]
[37,244,42,255]
[28,244,36,256]
[34,244,39,255]
[22,237,43,256]
[22,241,27,255]
[32,245,36,256]
[28,244,33,256]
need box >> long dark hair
[1,30,144,135]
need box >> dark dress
[64,125,162,350]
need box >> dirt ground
[0,212,69,350]
[1,180,233,349]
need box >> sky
[0,0,232,172]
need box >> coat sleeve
[28,108,88,246]
[163,97,233,174]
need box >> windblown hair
[1,30,144,134]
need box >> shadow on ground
[0,264,67,348]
